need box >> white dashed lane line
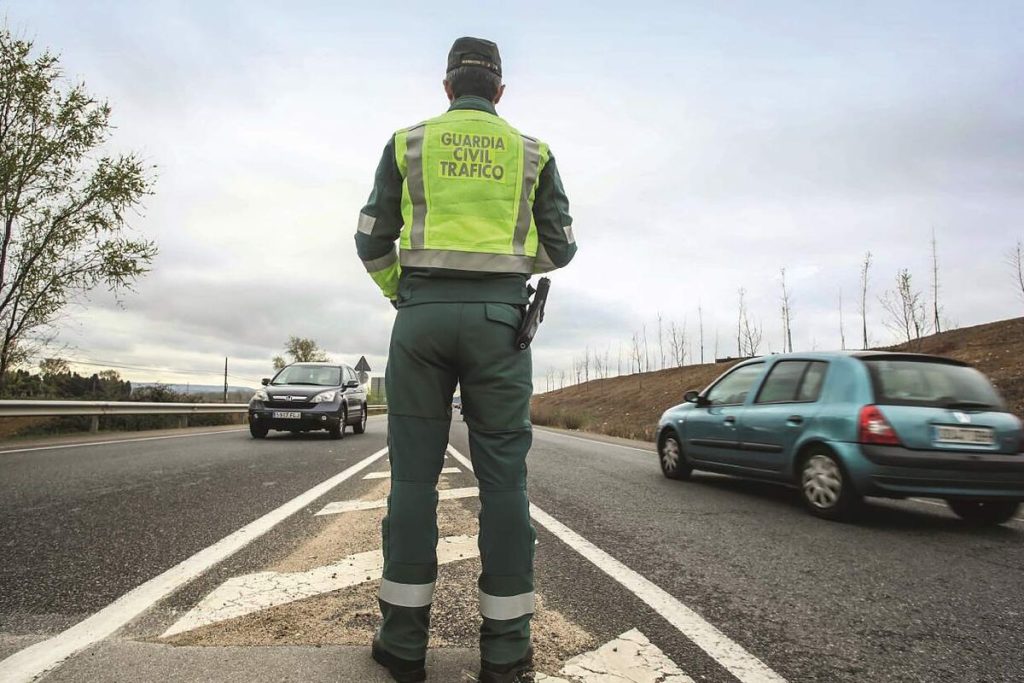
[446,444,788,683]
[0,445,390,683]
[315,487,479,516]
[363,466,462,480]
[162,534,479,637]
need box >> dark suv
[248,362,368,439]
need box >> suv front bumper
[249,403,341,431]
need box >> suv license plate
[935,425,995,446]
[273,411,302,419]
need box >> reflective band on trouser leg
[379,579,435,608]
[357,211,377,235]
[512,137,541,256]
[405,126,427,249]
[479,590,535,620]
[400,249,534,274]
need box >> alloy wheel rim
[802,454,842,509]
[661,437,681,472]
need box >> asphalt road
[1,420,1022,682]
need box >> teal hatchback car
[656,352,1024,524]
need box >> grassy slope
[531,316,1024,442]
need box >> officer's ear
[443,79,455,103]
[493,83,505,105]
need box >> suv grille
[266,399,315,409]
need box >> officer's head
[443,37,505,105]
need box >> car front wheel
[658,432,692,480]
[799,451,861,521]
[352,405,367,434]
[946,500,1020,526]
[249,422,268,439]
[329,410,345,440]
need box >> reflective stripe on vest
[479,590,535,621]
[394,111,549,273]
[379,578,435,608]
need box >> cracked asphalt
[2,419,1023,681]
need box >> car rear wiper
[941,400,994,410]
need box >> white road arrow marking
[315,487,480,516]
[538,629,693,683]
[363,466,462,480]
[161,534,479,637]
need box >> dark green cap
[447,37,501,77]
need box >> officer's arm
[531,153,577,273]
[355,136,404,300]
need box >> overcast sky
[5,1,1024,390]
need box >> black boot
[476,647,535,683]
[371,636,426,682]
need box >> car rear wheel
[658,432,692,480]
[799,451,861,521]
[946,500,1020,526]
[329,409,345,440]
[249,422,268,439]
[352,405,367,434]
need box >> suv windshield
[863,358,1006,410]
[272,365,342,387]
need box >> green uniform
[355,95,576,666]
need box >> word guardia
[438,132,507,180]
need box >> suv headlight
[311,390,338,404]
[252,389,268,402]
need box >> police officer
[355,37,576,683]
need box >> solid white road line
[533,427,655,454]
[162,534,479,637]
[363,466,461,480]
[446,444,787,683]
[0,429,248,455]
[0,446,390,683]
[315,486,480,516]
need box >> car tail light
[859,405,901,445]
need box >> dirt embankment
[531,317,1024,442]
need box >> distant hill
[531,317,1024,442]
[132,383,255,397]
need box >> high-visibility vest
[394,109,550,274]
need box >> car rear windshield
[862,359,1006,410]
[272,365,342,387]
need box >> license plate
[934,425,995,446]
[272,411,302,419]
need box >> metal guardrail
[0,400,250,417]
[0,401,388,417]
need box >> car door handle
[787,415,804,425]
[723,416,736,425]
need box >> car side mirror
[684,390,703,405]
[261,378,271,386]
[344,379,359,389]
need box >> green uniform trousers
[378,301,535,665]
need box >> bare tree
[642,324,650,372]
[741,310,764,356]
[1008,238,1024,307]
[697,304,705,364]
[668,320,687,367]
[631,331,643,375]
[931,229,942,334]
[780,268,794,353]
[714,328,719,361]
[656,312,666,371]
[859,252,872,349]
[880,269,928,344]
[737,288,746,357]
[838,288,847,350]
[617,341,623,376]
